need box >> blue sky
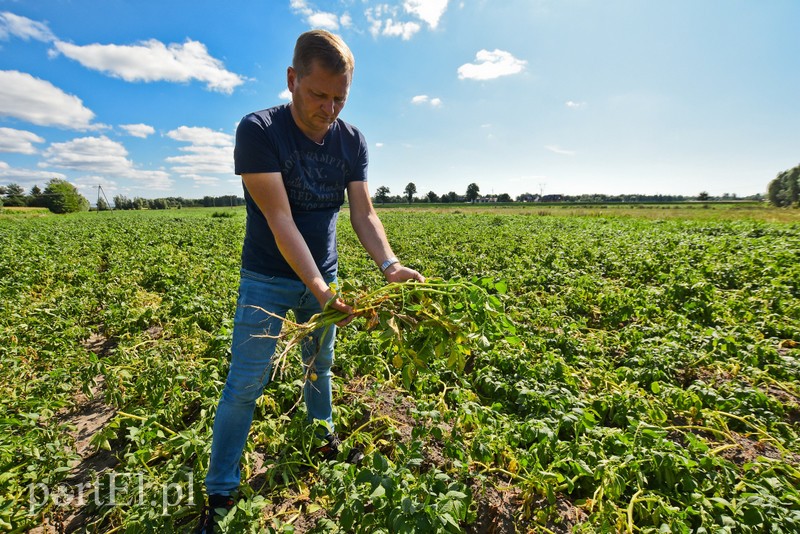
[1,0,798,202]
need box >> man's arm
[242,172,353,316]
[346,181,425,283]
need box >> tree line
[371,182,759,205]
[0,181,245,213]
[111,195,245,210]
[374,183,487,204]
[3,173,786,214]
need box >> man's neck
[288,103,329,144]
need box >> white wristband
[380,257,399,273]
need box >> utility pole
[96,185,112,211]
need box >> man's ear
[287,66,297,92]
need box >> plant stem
[116,411,176,436]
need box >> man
[197,30,424,532]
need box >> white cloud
[0,160,66,187]
[52,39,245,94]
[291,0,345,31]
[166,126,234,178]
[166,126,233,147]
[566,100,586,109]
[379,18,420,40]
[0,12,56,42]
[403,0,449,29]
[120,123,155,138]
[42,136,125,171]
[0,70,97,129]
[72,175,119,200]
[545,144,576,156]
[41,135,173,190]
[308,11,340,30]
[375,142,384,148]
[367,7,384,37]
[279,88,292,101]
[0,127,45,154]
[457,49,527,80]
[288,2,440,40]
[365,5,421,40]
[411,94,442,107]
[184,174,222,186]
[167,146,234,175]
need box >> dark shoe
[317,433,364,465]
[317,433,341,461]
[196,494,234,534]
[346,447,365,465]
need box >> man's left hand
[383,263,425,283]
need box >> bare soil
[30,375,117,533]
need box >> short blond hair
[292,30,355,78]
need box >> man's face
[287,60,351,142]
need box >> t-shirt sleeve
[349,129,369,183]
[234,113,281,175]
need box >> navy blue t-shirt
[234,104,368,279]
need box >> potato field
[2,207,799,533]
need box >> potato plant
[1,207,798,532]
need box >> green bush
[43,179,90,213]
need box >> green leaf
[402,363,416,389]
[370,484,386,499]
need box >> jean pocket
[240,268,277,283]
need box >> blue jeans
[205,269,337,496]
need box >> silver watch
[380,257,399,272]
